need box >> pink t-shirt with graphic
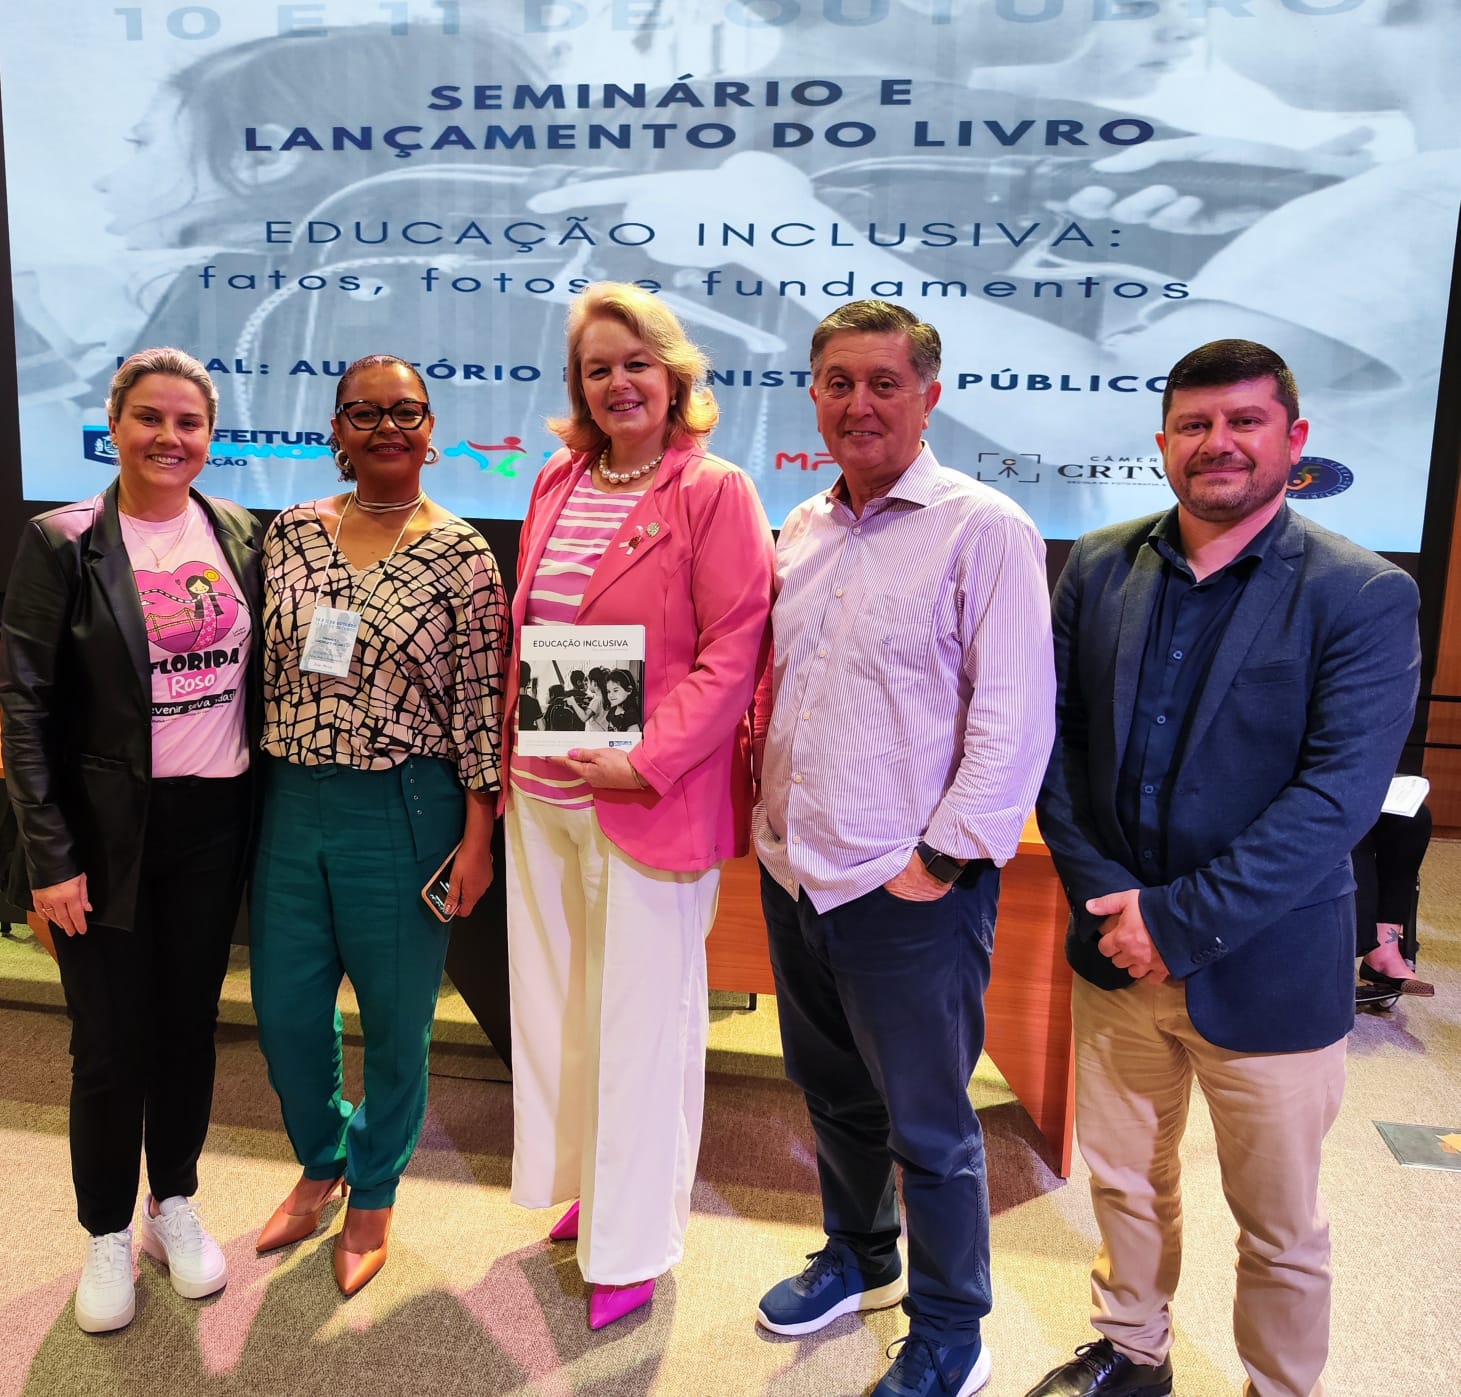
[121,499,252,779]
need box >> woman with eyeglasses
[248,354,507,1295]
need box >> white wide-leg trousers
[505,794,720,1283]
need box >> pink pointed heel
[548,1200,580,1242]
[589,1279,654,1329]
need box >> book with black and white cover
[516,624,647,756]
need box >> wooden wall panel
[1425,488,1461,832]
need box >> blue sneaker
[756,1247,906,1335]
[873,1335,991,1397]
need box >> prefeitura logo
[82,428,119,464]
[1287,456,1354,500]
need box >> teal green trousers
[250,755,464,1210]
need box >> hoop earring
[333,447,352,475]
[424,446,440,465]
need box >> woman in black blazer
[0,348,262,1335]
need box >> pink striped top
[511,476,644,807]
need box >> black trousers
[1352,804,1432,959]
[51,774,250,1235]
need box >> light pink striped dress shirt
[754,444,1056,913]
[510,476,644,808]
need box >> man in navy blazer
[1027,340,1419,1397]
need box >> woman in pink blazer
[503,283,774,1329]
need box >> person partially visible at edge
[1353,802,1434,1002]
[501,282,774,1331]
[1028,339,1420,1397]
[753,299,1056,1397]
[247,354,506,1296]
[0,347,263,1334]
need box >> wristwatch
[915,841,967,884]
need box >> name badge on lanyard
[300,605,363,676]
[302,494,425,677]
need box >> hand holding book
[556,747,646,789]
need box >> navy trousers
[760,861,998,1342]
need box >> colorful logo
[444,437,542,477]
[1288,456,1354,500]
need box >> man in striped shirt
[753,300,1056,1397]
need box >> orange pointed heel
[256,1175,348,1254]
[548,1200,580,1242]
[335,1204,392,1296]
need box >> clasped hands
[1087,888,1171,983]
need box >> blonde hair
[107,347,219,429]
[548,283,719,455]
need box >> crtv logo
[83,428,118,465]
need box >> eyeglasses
[337,399,430,431]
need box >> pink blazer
[502,440,774,871]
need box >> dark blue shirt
[1116,507,1284,882]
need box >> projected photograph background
[4,1,1456,550]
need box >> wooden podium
[706,816,1076,1177]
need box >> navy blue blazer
[1037,505,1419,1053]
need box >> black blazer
[0,481,264,930]
[1037,506,1420,1053]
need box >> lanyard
[319,492,426,613]
[298,495,428,679]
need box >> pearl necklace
[353,489,426,513]
[597,447,666,486]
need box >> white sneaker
[138,1193,227,1299]
[75,1227,136,1333]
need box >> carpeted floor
[1,843,1458,1396]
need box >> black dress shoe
[1359,964,1435,997]
[1023,1340,1173,1397]
[1355,979,1401,1012]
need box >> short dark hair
[810,300,941,388]
[1162,339,1300,427]
[334,353,429,413]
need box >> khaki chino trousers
[1072,975,1346,1397]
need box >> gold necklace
[122,502,192,570]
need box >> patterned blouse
[261,505,507,790]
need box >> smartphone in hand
[421,842,462,923]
